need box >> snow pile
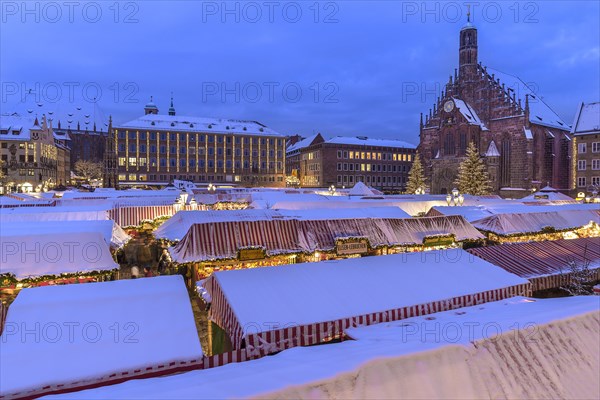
[0,276,202,397]
[45,296,599,399]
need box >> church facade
[418,19,573,196]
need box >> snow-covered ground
[0,276,203,397]
[44,296,599,399]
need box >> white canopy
[0,276,203,397]
[0,220,130,249]
[0,231,118,279]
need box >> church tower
[168,94,176,116]
[144,96,159,115]
[458,8,478,78]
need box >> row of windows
[337,163,408,173]
[118,156,282,170]
[0,143,34,149]
[577,159,600,170]
[118,143,282,158]
[577,176,600,187]
[118,173,284,183]
[337,150,413,162]
[337,175,406,185]
[117,131,283,147]
[578,142,600,154]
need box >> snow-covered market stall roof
[0,276,203,398]
[471,209,600,235]
[49,296,599,400]
[169,215,484,263]
[0,231,118,279]
[427,203,597,222]
[204,250,529,354]
[0,220,130,249]
[0,204,111,222]
[467,238,600,292]
[155,207,411,242]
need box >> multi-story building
[0,114,69,193]
[286,133,416,191]
[418,17,572,196]
[6,93,108,171]
[571,102,600,194]
[104,99,287,188]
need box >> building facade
[104,99,286,188]
[418,18,572,196]
[286,134,416,191]
[0,114,70,193]
[571,102,600,194]
[5,93,108,171]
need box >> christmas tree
[454,142,492,195]
[405,151,427,194]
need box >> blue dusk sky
[1,1,598,145]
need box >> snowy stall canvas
[203,250,531,356]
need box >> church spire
[168,93,176,116]
[458,7,478,78]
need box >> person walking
[157,249,172,275]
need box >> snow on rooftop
[485,140,500,157]
[0,114,37,140]
[3,93,108,132]
[0,276,203,397]
[49,296,599,400]
[326,136,416,149]
[155,207,411,241]
[118,114,284,137]
[432,202,597,222]
[286,133,321,153]
[0,230,118,278]
[571,101,600,134]
[486,67,570,130]
[452,97,489,130]
[0,220,129,249]
[472,209,600,235]
[209,250,528,335]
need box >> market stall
[203,250,531,356]
[0,231,119,289]
[467,238,600,292]
[0,276,203,399]
[169,215,485,281]
[471,209,600,243]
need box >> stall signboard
[335,238,369,255]
[238,248,266,261]
[423,235,455,247]
[534,194,549,200]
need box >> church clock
[443,100,455,113]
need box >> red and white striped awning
[173,220,305,263]
[171,215,484,262]
[468,238,600,291]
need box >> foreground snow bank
[45,296,599,399]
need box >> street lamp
[447,188,463,206]
[328,184,336,195]
[207,183,216,193]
